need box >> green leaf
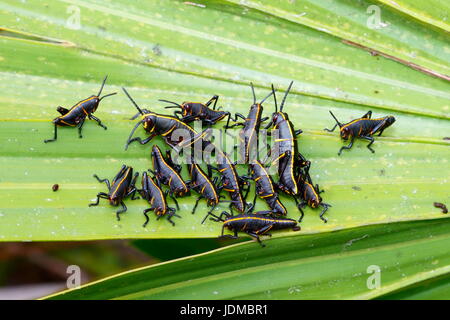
[376,272,450,300]
[1,0,449,301]
[1,0,449,117]
[44,219,450,299]
[223,0,450,80]
[376,0,450,34]
[0,0,449,242]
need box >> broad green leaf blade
[1,0,449,118]
[44,219,450,299]
[376,273,450,300]
[224,0,450,80]
[0,35,449,241]
[1,0,449,300]
[376,0,450,33]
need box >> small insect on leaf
[433,202,448,214]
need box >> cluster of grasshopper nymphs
[45,77,396,246]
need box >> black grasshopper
[187,163,221,215]
[215,148,249,213]
[122,88,196,150]
[151,145,190,209]
[224,83,273,163]
[244,160,287,216]
[89,165,139,221]
[160,94,231,126]
[140,171,179,227]
[202,211,300,247]
[264,82,304,195]
[176,129,248,213]
[324,110,396,155]
[44,76,116,143]
[294,165,331,223]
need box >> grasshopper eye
[341,127,350,140]
[144,118,154,130]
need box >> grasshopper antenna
[122,87,144,115]
[201,211,223,224]
[159,99,183,109]
[329,111,342,127]
[279,81,293,113]
[97,75,108,97]
[272,84,278,113]
[98,76,117,100]
[250,82,256,104]
[260,89,274,105]
[99,92,117,101]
